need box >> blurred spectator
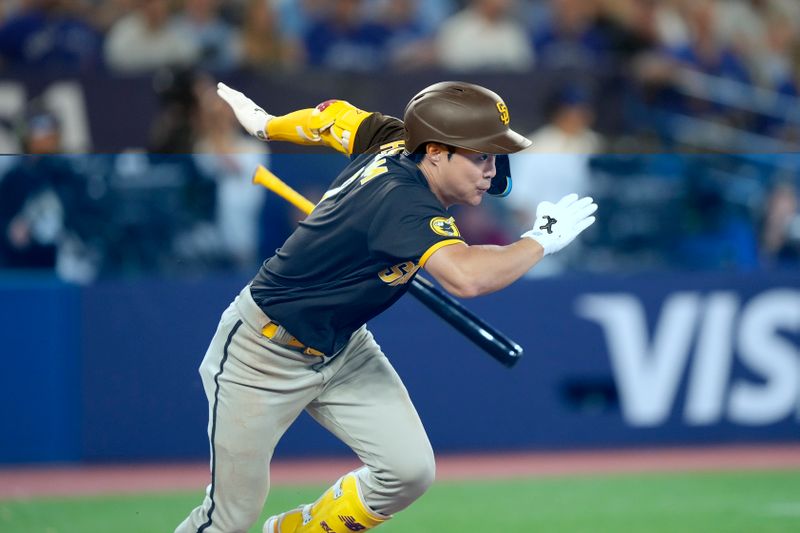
[754,5,799,94]
[760,180,800,268]
[652,0,691,49]
[508,85,602,227]
[666,1,752,94]
[629,0,757,144]
[148,68,201,153]
[173,0,242,73]
[531,0,608,70]
[104,0,199,74]
[146,68,215,228]
[193,78,268,270]
[0,0,24,22]
[81,0,135,33]
[781,44,800,143]
[593,0,660,65]
[240,0,298,71]
[747,5,800,137]
[271,0,324,43]
[93,69,220,277]
[436,0,533,72]
[304,0,393,71]
[674,163,760,271]
[0,111,60,270]
[0,104,98,281]
[506,84,602,274]
[372,0,438,69]
[0,0,103,72]
[365,0,455,37]
[715,0,800,88]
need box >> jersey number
[320,145,404,202]
[378,261,420,286]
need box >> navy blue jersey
[250,115,463,355]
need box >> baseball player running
[175,81,597,533]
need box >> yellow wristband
[265,101,373,154]
[266,108,321,145]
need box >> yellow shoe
[262,507,304,533]
[264,472,389,533]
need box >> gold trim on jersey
[419,239,464,267]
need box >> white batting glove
[216,82,273,141]
[521,193,598,256]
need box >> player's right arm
[216,82,393,155]
[424,239,543,298]
[424,194,597,298]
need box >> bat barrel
[409,277,523,368]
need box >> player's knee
[390,448,436,502]
[405,455,436,500]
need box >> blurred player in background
[0,105,98,281]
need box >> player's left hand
[216,82,273,141]
[521,193,597,256]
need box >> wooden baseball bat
[252,165,524,368]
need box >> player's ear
[426,142,445,164]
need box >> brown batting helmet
[403,81,531,155]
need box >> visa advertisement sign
[2,271,797,463]
[577,289,800,428]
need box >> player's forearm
[216,83,371,155]
[267,101,372,154]
[431,239,543,298]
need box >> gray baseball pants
[175,285,435,533]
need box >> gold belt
[261,322,324,357]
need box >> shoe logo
[540,215,557,234]
[339,515,367,531]
[319,520,335,533]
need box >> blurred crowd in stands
[1,0,799,89]
[1,0,799,281]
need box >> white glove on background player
[521,193,598,256]
[216,82,273,140]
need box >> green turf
[2,470,799,532]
